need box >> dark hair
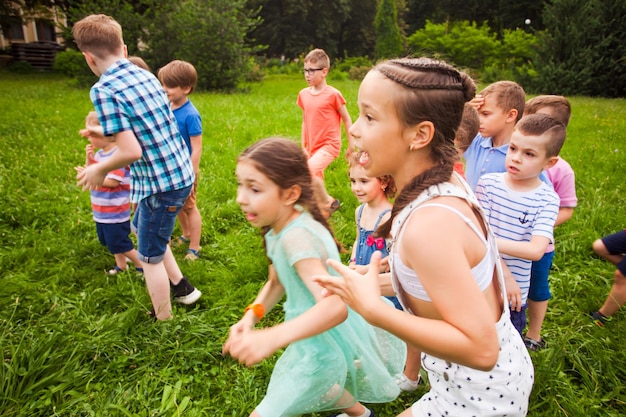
[238,137,342,251]
[348,151,396,199]
[373,58,476,238]
[524,95,571,127]
[515,113,566,158]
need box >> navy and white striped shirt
[475,173,559,304]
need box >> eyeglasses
[303,67,324,75]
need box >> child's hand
[85,144,95,161]
[223,326,278,367]
[80,125,105,139]
[76,163,106,190]
[314,252,387,322]
[469,94,484,110]
[502,266,523,312]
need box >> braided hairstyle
[375,58,476,239]
[238,137,342,251]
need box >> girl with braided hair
[315,58,534,417]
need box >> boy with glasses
[297,48,352,217]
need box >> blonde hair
[85,111,109,140]
[480,81,526,123]
[72,14,124,60]
[157,60,198,93]
[128,56,151,72]
[304,48,330,69]
[524,95,571,127]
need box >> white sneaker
[394,373,420,392]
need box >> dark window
[36,20,56,42]
[6,18,24,40]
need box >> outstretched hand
[76,163,105,191]
[314,251,386,321]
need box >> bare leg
[403,345,422,382]
[142,260,172,320]
[114,253,129,270]
[525,299,548,341]
[598,269,626,317]
[177,211,190,241]
[163,244,184,285]
[186,206,202,252]
[593,238,624,265]
[121,249,142,270]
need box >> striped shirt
[475,173,559,304]
[91,59,194,203]
[90,147,131,224]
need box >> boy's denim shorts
[131,186,191,264]
[528,250,555,302]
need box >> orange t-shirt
[297,85,346,159]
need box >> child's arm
[189,134,202,175]
[77,130,141,190]
[85,144,95,166]
[224,258,348,366]
[317,210,503,371]
[348,207,359,269]
[501,260,523,312]
[555,207,574,226]
[339,104,354,157]
[496,235,551,261]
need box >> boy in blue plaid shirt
[74,14,201,321]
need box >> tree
[530,0,626,97]
[374,0,404,59]
[63,0,258,90]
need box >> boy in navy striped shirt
[475,113,566,335]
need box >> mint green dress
[255,211,406,417]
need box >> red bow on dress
[366,235,386,250]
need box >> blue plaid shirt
[90,59,194,203]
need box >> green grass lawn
[0,70,625,416]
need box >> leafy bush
[6,60,33,73]
[53,48,99,88]
[348,66,371,81]
[335,56,372,73]
[407,20,539,86]
[53,49,86,77]
[67,0,259,91]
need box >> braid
[370,57,475,239]
[377,162,454,239]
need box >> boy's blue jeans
[131,186,191,264]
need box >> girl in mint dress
[223,138,405,417]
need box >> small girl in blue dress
[347,153,422,393]
[223,138,406,417]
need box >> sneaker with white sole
[171,276,202,304]
[394,373,420,392]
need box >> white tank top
[390,173,500,312]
